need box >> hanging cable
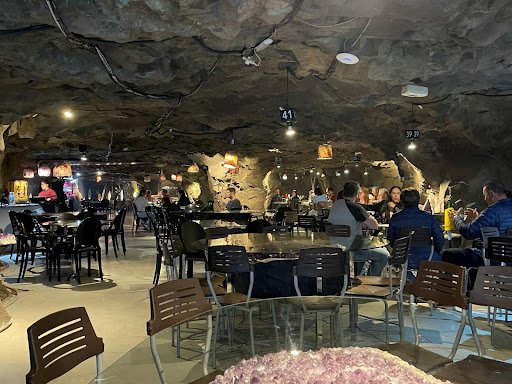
[295,17,360,28]
[349,17,372,48]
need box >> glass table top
[88,296,484,384]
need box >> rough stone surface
[0,1,511,204]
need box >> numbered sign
[280,108,295,122]
[404,129,420,139]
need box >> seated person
[160,189,172,208]
[177,189,191,206]
[133,189,150,229]
[326,187,336,203]
[38,179,58,201]
[387,188,444,279]
[226,187,242,210]
[289,189,300,211]
[382,186,403,223]
[328,181,390,276]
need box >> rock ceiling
[1,0,511,184]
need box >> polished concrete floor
[0,224,511,383]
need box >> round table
[87,296,492,384]
[206,233,389,298]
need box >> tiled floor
[0,226,511,383]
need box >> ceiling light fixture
[294,174,298,180]
[282,173,288,180]
[159,169,166,181]
[335,170,341,177]
[62,109,74,120]
[408,141,417,150]
[286,123,296,137]
[23,168,34,178]
[336,52,359,65]
[223,131,238,169]
[363,168,369,176]
[281,68,298,137]
[344,168,350,175]
[80,154,87,161]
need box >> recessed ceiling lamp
[62,109,74,120]
[294,174,298,180]
[336,52,359,65]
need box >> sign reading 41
[280,108,296,122]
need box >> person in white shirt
[133,189,150,229]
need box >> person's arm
[431,219,445,252]
[387,220,396,246]
[452,206,492,240]
[347,202,378,230]
[362,215,379,230]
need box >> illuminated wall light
[96,175,102,182]
[320,173,325,178]
[335,170,341,177]
[294,174,298,180]
[363,169,369,176]
[187,163,199,173]
[80,154,87,161]
[223,151,238,169]
[159,169,166,181]
[316,171,320,176]
[310,169,314,174]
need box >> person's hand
[464,207,479,220]
[387,202,395,209]
[448,208,457,219]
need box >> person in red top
[38,179,58,201]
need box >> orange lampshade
[159,173,166,181]
[317,144,333,160]
[53,163,72,177]
[223,151,238,169]
[37,164,51,177]
[23,168,34,178]
[187,163,199,173]
[176,173,183,182]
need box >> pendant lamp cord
[286,68,289,108]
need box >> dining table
[204,232,389,298]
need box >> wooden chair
[26,307,104,384]
[292,247,349,349]
[409,261,480,359]
[147,279,213,384]
[470,266,512,355]
[347,234,412,342]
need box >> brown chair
[26,307,104,384]
[409,261,480,359]
[347,234,412,343]
[469,266,512,355]
[147,279,213,384]
[292,247,349,349]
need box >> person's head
[291,189,297,198]
[371,186,379,196]
[326,187,334,195]
[389,186,402,203]
[358,187,369,204]
[483,181,508,205]
[400,188,420,208]
[145,190,152,198]
[377,188,389,202]
[226,187,236,199]
[178,189,186,198]
[274,187,281,195]
[40,179,50,191]
[139,188,146,197]
[161,189,168,196]
[314,187,322,196]
[343,181,360,202]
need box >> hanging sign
[404,130,420,139]
[280,108,295,122]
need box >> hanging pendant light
[187,163,199,173]
[223,131,238,169]
[176,172,183,182]
[38,163,52,177]
[317,143,333,160]
[96,175,102,183]
[53,162,72,178]
[144,175,151,183]
[171,173,177,181]
[159,169,166,181]
[23,168,35,178]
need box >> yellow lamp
[317,144,333,160]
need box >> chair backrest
[109,209,124,233]
[486,236,512,264]
[470,266,512,310]
[296,247,348,279]
[481,227,500,248]
[389,234,413,267]
[297,215,316,228]
[397,227,432,247]
[283,211,298,224]
[207,245,251,273]
[506,228,512,238]
[409,261,468,308]
[17,212,36,235]
[180,221,206,252]
[76,217,101,247]
[147,279,212,337]
[325,224,351,237]
[9,210,22,233]
[245,219,271,233]
[26,307,104,384]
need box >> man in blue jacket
[388,188,444,278]
[442,180,512,273]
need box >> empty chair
[409,261,480,359]
[8,210,22,262]
[180,221,206,278]
[73,217,103,284]
[101,208,126,257]
[16,213,50,283]
[297,215,317,233]
[469,266,512,354]
[481,227,500,265]
[486,236,512,265]
[26,307,104,384]
[206,245,255,357]
[347,234,412,342]
[147,279,213,384]
[292,247,349,349]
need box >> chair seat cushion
[287,296,343,311]
[220,292,248,305]
[357,276,401,286]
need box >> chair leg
[383,300,389,344]
[104,235,109,255]
[149,335,167,384]
[153,251,162,286]
[448,309,467,360]
[14,238,20,264]
[75,254,82,284]
[17,250,26,283]
[468,304,483,356]
[410,294,420,346]
[112,235,118,258]
[397,295,404,343]
[97,249,103,280]
[95,352,103,383]
[187,259,193,278]
[87,252,92,276]
[212,310,221,369]
[203,314,213,375]
[120,231,126,254]
[249,308,255,356]
[299,312,305,350]
[9,243,14,260]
